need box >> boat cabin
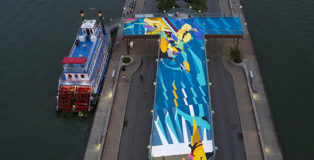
[79,19,98,42]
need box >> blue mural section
[122,17,243,156]
[123,17,243,36]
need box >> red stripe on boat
[62,57,87,64]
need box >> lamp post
[80,10,85,21]
[98,10,105,34]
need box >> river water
[242,0,314,159]
[0,0,122,159]
[0,0,313,159]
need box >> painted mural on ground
[123,17,242,159]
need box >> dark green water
[242,0,314,159]
[0,0,122,159]
[0,0,313,159]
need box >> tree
[190,0,208,12]
[157,0,178,12]
[230,47,243,63]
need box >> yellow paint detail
[175,24,193,42]
[172,47,178,52]
[184,61,190,73]
[183,33,192,43]
[190,117,207,160]
[173,90,178,99]
[125,20,137,23]
[173,83,177,90]
[160,38,168,53]
[143,18,171,35]
[174,99,178,107]
[191,117,201,144]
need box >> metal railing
[148,38,162,160]
[122,30,244,36]
[124,12,240,18]
[203,37,216,160]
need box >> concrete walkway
[101,55,141,160]
[218,0,284,159]
[84,25,134,160]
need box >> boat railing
[84,26,102,70]
[58,78,93,86]
[63,66,86,73]
[87,36,104,76]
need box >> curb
[230,58,267,160]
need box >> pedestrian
[117,41,120,46]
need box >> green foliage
[230,47,243,63]
[157,0,178,12]
[190,0,208,12]
[122,57,131,64]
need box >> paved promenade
[101,55,141,160]
[219,0,284,159]
[83,28,126,160]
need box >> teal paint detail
[199,86,206,96]
[190,88,197,97]
[177,108,211,129]
[198,104,205,117]
[175,113,183,135]
[163,92,169,100]
[157,118,168,144]
[189,48,206,86]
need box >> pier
[84,0,283,159]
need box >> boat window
[81,74,85,78]
[68,74,72,78]
[90,29,93,34]
[83,29,86,34]
[75,74,78,78]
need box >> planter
[121,56,134,66]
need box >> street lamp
[198,9,201,13]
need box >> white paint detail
[203,128,207,141]
[182,88,187,98]
[151,140,213,157]
[165,117,179,144]
[183,98,188,106]
[154,118,168,145]
[182,117,188,143]
[189,105,195,117]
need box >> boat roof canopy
[62,57,86,64]
[81,19,96,29]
